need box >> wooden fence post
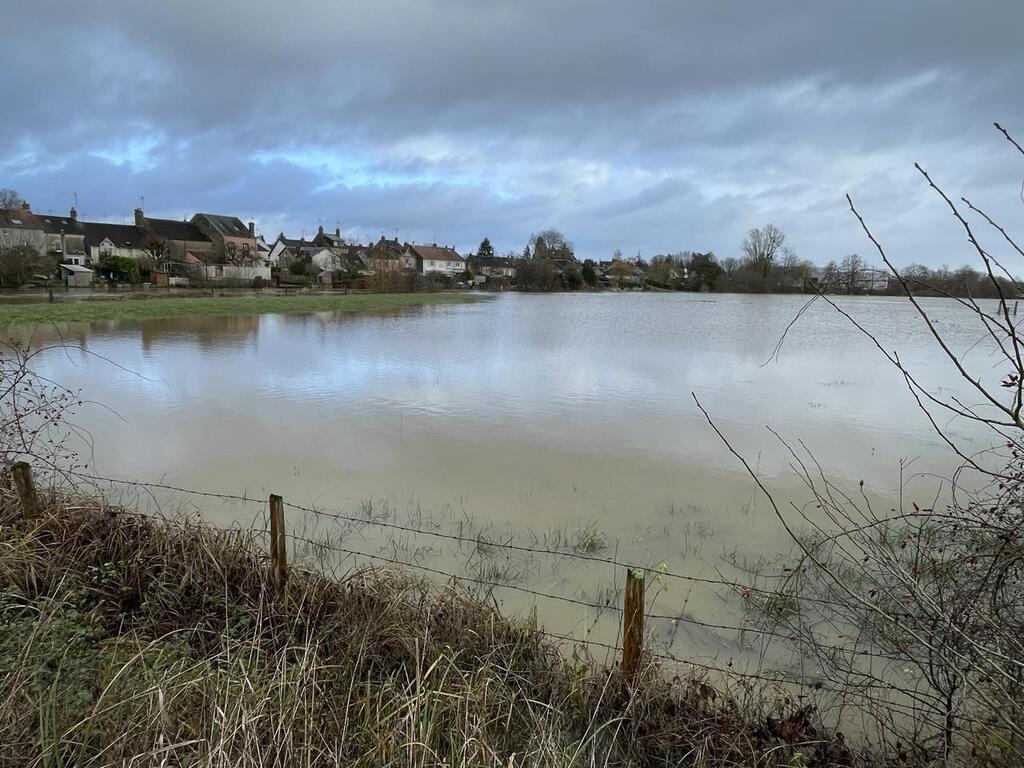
[269,494,288,593]
[622,568,645,683]
[12,461,39,518]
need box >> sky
[3,1,1023,267]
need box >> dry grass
[0,492,862,767]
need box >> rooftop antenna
[73,192,78,209]
[139,195,145,211]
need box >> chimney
[20,201,30,212]
[70,206,77,222]
[248,220,255,237]
[318,224,324,236]
[134,208,145,228]
[335,226,340,237]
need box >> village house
[191,213,259,263]
[255,235,273,267]
[313,224,345,250]
[134,208,213,260]
[268,235,314,268]
[82,222,149,264]
[473,254,516,279]
[0,203,45,253]
[364,236,415,273]
[38,209,88,266]
[408,243,464,275]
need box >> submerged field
[0,291,485,326]
[0,493,855,767]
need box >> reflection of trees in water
[140,313,262,353]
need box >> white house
[409,243,465,275]
[82,222,149,265]
[474,255,516,279]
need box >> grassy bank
[0,495,859,767]
[0,292,485,326]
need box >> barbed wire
[19,472,997,733]
[61,468,836,607]
[282,530,915,668]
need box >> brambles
[730,123,1024,766]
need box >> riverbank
[0,292,485,326]
[0,495,858,767]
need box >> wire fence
[8,463,975,731]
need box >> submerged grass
[0,493,862,767]
[0,292,485,326]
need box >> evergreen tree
[477,238,495,260]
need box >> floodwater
[19,293,1005,678]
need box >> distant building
[856,268,891,292]
[408,243,464,275]
[313,225,345,250]
[191,213,259,263]
[58,263,94,287]
[134,208,213,259]
[37,209,88,266]
[0,203,45,253]
[82,222,149,264]
[473,255,516,279]
[366,236,416,272]
[268,235,314,267]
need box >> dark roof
[81,221,147,249]
[0,207,43,231]
[37,214,86,236]
[280,237,312,248]
[409,244,463,263]
[146,217,210,243]
[475,255,514,268]
[192,213,251,238]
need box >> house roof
[409,244,463,263]
[474,255,515,269]
[0,207,43,231]
[37,214,86,236]
[192,213,251,238]
[81,222,147,249]
[278,236,312,249]
[146,217,210,243]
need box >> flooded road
[21,292,1002,669]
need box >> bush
[0,245,53,288]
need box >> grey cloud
[3,1,1024,265]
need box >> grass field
[0,292,486,326]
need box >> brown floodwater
[17,292,1003,691]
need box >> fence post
[12,461,39,518]
[622,568,645,683]
[269,494,287,593]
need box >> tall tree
[477,237,495,260]
[530,229,574,260]
[741,224,787,278]
[839,253,864,294]
[581,259,597,287]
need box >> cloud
[3,0,1023,265]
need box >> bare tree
[839,252,865,294]
[0,188,24,209]
[741,224,787,278]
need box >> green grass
[0,292,487,326]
